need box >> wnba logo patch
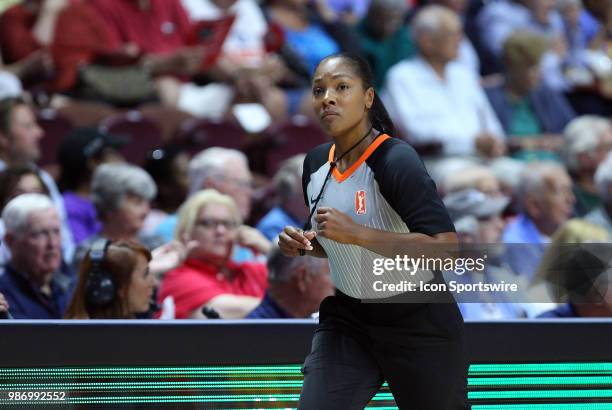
[355,190,366,215]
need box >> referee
[278,53,467,409]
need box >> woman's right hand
[278,226,316,257]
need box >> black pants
[299,291,468,410]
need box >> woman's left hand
[314,207,361,244]
[237,226,272,255]
[149,240,198,276]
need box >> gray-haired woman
[72,163,165,272]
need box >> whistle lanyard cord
[303,126,374,231]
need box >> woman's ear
[365,87,375,110]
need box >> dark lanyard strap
[303,126,374,231]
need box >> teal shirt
[507,94,560,162]
[356,20,415,88]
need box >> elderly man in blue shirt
[503,162,575,282]
[0,194,74,319]
[247,245,334,319]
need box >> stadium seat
[56,100,117,128]
[138,104,194,143]
[99,111,163,165]
[176,117,249,156]
[37,108,73,168]
[264,115,330,176]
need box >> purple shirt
[62,192,101,245]
[326,0,370,19]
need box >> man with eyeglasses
[154,147,271,262]
[0,194,74,319]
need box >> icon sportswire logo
[355,190,366,215]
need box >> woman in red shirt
[158,189,268,319]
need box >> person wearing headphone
[64,240,156,319]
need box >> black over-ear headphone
[85,238,115,307]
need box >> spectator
[326,0,371,24]
[503,162,575,281]
[247,244,333,318]
[564,116,612,216]
[182,0,268,67]
[557,0,601,67]
[442,165,503,197]
[158,190,268,319]
[0,291,8,318]
[256,154,308,240]
[0,0,58,87]
[181,0,292,121]
[356,0,415,88]
[64,240,156,319]
[534,218,609,286]
[72,163,164,272]
[92,0,288,120]
[443,189,527,319]
[265,0,363,118]
[57,127,126,245]
[476,0,572,91]
[0,0,66,63]
[0,164,49,266]
[0,194,74,319]
[154,147,270,263]
[0,97,75,261]
[265,0,359,75]
[485,31,576,162]
[488,157,527,215]
[537,232,612,318]
[382,5,505,157]
[426,0,480,73]
[89,0,224,117]
[0,164,49,211]
[476,0,565,59]
[142,145,189,236]
[585,152,612,236]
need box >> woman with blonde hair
[534,218,609,286]
[532,218,611,317]
[158,190,268,319]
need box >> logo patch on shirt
[355,190,366,215]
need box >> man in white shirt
[382,5,505,157]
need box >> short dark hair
[0,97,26,136]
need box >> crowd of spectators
[0,0,611,321]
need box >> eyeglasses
[195,218,239,230]
[223,176,253,190]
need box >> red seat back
[37,109,74,167]
[177,118,248,156]
[99,111,163,165]
[264,116,329,176]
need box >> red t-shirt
[158,258,268,319]
[0,3,40,63]
[91,0,192,55]
[51,2,117,91]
